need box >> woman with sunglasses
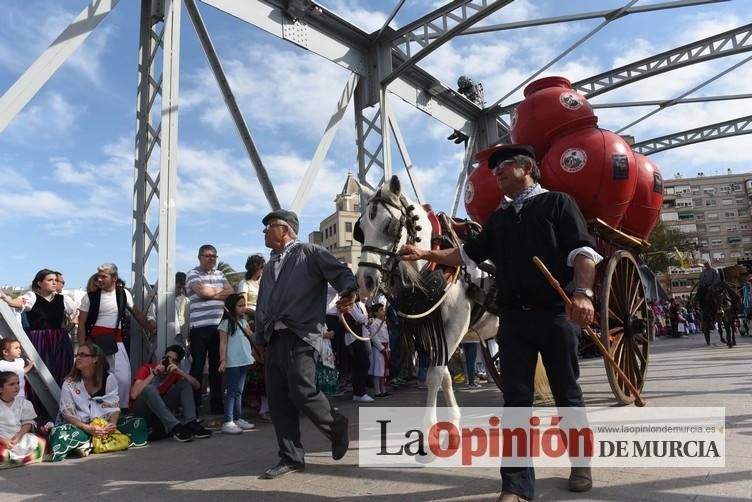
[48,343,148,461]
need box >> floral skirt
[49,415,148,462]
[0,433,46,467]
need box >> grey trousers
[266,330,340,465]
[131,380,197,432]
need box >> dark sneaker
[171,423,193,443]
[262,461,304,479]
[187,419,212,439]
[331,414,349,460]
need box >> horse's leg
[423,366,444,426]
[439,365,461,425]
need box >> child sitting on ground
[0,338,33,399]
[0,371,46,467]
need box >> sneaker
[221,421,243,434]
[353,394,375,402]
[235,418,256,431]
[186,419,212,439]
[171,423,194,443]
[259,412,273,423]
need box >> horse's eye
[369,204,377,220]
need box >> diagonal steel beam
[0,0,120,133]
[459,0,728,37]
[489,22,752,118]
[573,22,752,99]
[375,0,406,41]
[291,72,359,215]
[203,0,479,134]
[383,0,514,87]
[185,0,280,210]
[491,0,639,108]
[616,52,752,133]
[632,115,752,155]
[592,93,752,108]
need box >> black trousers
[347,340,370,397]
[498,308,585,501]
[266,330,340,465]
[189,325,223,415]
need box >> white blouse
[59,373,120,423]
[0,397,36,439]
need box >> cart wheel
[479,334,502,390]
[600,250,650,404]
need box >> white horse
[354,175,499,428]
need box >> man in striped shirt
[186,244,234,415]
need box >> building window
[719,185,731,194]
[333,224,337,235]
[736,197,745,204]
[707,212,718,219]
[722,199,733,205]
[710,239,722,246]
[346,222,353,232]
[662,212,679,222]
[724,211,736,218]
[704,199,717,206]
[709,225,721,233]
[732,183,743,192]
[740,223,750,231]
[354,204,360,212]
[703,187,716,195]
[695,213,704,221]
[727,225,738,232]
[676,198,693,208]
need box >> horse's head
[355,175,432,298]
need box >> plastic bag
[320,338,336,369]
[89,417,130,454]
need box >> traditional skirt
[26,328,73,418]
[0,433,46,467]
[49,415,148,462]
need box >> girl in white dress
[368,304,390,398]
[0,371,46,467]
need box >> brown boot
[568,466,592,492]
[497,492,531,502]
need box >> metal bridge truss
[1,0,751,402]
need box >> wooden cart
[478,218,653,405]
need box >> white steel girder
[0,0,120,133]
[131,0,180,367]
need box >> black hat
[487,144,536,169]
[262,209,299,234]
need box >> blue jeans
[463,342,478,384]
[223,366,248,423]
[417,350,429,382]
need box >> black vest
[84,288,129,336]
[27,293,65,330]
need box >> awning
[728,236,742,243]
[677,210,694,217]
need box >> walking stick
[532,256,647,407]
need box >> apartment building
[308,172,362,271]
[660,171,752,298]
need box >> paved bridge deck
[2,334,751,501]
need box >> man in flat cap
[400,144,600,502]
[255,208,358,479]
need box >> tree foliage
[217,261,241,289]
[640,220,698,274]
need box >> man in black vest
[400,145,599,502]
[78,263,154,410]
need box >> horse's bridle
[355,190,421,278]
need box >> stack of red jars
[465,76,663,239]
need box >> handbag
[91,331,118,355]
[89,418,130,454]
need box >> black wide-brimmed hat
[487,144,536,169]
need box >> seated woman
[0,371,46,467]
[48,344,148,462]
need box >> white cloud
[4,92,79,143]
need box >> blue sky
[1,0,751,289]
